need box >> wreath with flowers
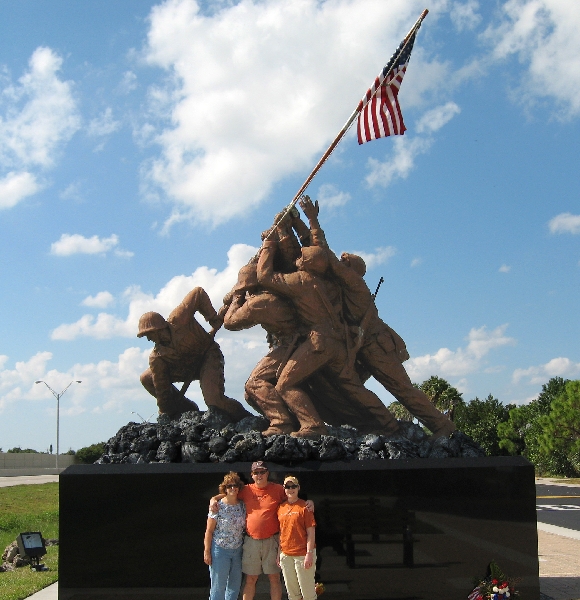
[468,560,519,600]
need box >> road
[536,482,580,532]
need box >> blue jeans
[209,541,243,600]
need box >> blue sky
[1,0,579,453]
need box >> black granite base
[59,456,539,600]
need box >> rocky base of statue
[95,406,485,465]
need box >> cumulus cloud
[51,243,257,340]
[87,107,121,138]
[405,324,516,381]
[484,0,580,117]
[50,234,133,257]
[0,351,54,413]
[0,348,150,416]
[513,357,580,385]
[119,71,138,94]
[0,47,80,199]
[499,264,511,273]
[366,102,460,187]
[59,181,84,202]
[345,246,396,270]
[548,212,580,234]
[316,184,351,210]
[411,257,422,267]
[0,171,41,209]
[450,0,482,31]
[141,0,448,227]
[82,291,115,309]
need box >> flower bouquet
[468,560,519,600]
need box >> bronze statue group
[137,196,455,440]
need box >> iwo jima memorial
[59,10,539,600]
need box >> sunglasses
[225,484,239,489]
[284,484,298,489]
[252,470,268,475]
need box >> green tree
[497,377,573,476]
[416,375,464,416]
[387,401,413,422]
[76,442,105,464]
[454,395,513,456]
[7,447,39,453]
[538,380,580,476]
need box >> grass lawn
[0,483,59,600]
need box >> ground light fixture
[17,532,48,571]
[35,380,82,469]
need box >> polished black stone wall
[59,457,539,600]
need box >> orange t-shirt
[239,482,286,539]
[277,499,316,556]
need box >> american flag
[357,31,417,144]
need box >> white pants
[279,550,317,600]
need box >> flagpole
[263,9,428,240]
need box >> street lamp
[35,380,82,469]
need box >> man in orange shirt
[210,461,312,600]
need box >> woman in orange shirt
[277,475,316,600]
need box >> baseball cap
[251,461,268,472]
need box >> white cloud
[119,71,138,94]
[0,171,41,209]
[0,351,54,413]
[51,242,257,340]
[549,212,580,234]
[0,47,80,170]
[82,291,115,309]
[59,181,84,202]
[87,107,120,138]
[406,324,516,381]
[499,264,511,273]
[50,234,133,257]
[345,246,396,271]
[450,0,482,32]
[366,102,460,187]
[513,357,580,385]
[484,0,580,117]
[411,257,422,267]
[416,102,461,134]
[141,0,448,227]
[0,348,150,416]
[366,135,432,187]
[316,183,351,209]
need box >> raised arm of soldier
[298,195,329,249]
[275,210,303,271]
[169,287,223,337]
[289,206,311,247]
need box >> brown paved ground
[536,477,580,600]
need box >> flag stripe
[357,31,416,144]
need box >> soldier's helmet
[342,253,366,276]
[137,311,168,338]
[234,264,258,292]
[300,246,328,275]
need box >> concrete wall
[0,452,76,469]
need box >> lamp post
[35,380,82,469]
